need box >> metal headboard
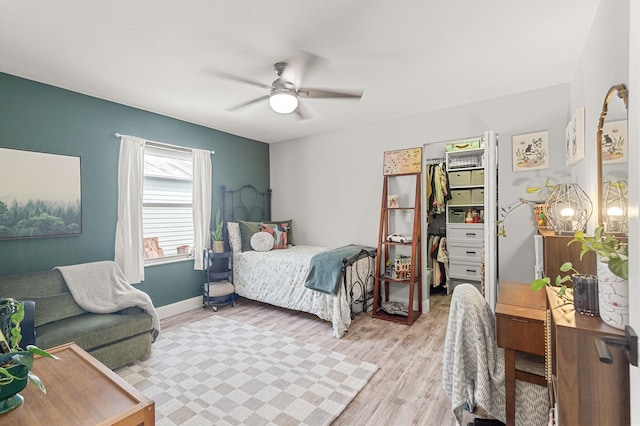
[221,184,272,223]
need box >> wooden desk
[4,343,154,425]
[495,282,547,426]
[547,288,629,425]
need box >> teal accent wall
[0,72,269,307]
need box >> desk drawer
[496,314,545,356]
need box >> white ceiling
[0,1,601,144]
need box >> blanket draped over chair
[55,261,161,341]
[304,244,375,295]
[442,283,547,426]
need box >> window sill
[144,256,194,268]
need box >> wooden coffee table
[3,343,154,425]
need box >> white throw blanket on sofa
[55,261,160,341]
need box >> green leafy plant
[497,178,556,237]
[211,207,223,242]
[570,226,628,280]
[530,261,576,304]
[0,299,57,394]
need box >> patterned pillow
[259,223,288,249]
[250,231,275,252]
[262,219,295,246]
[227,222,241,253]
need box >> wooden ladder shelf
[372,172,422,325]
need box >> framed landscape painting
[0,147,81,239]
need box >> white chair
[442,284,548,425]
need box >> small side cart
[203,249,237,312]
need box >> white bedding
[233,245,370,337]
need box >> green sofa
[0,269,154,370]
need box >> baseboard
[156,296,202,320]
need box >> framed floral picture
[566,107,585,167]
[602,120,627,163]
[512,131,549,172]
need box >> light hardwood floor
[160,292,482,426]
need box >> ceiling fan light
[269,91,298,114]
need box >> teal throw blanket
[304,244,375,295]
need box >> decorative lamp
[545,183,593,234]
[603,180,628,234]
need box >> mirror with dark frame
[596,84,629,236]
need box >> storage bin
[448,189,471,205]
[445,138,482,152]
[449,209,466,223]
[470,169,484,185]
[449,171,471,187]
[471,188,484,204]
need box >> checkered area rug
[117,315,378,425]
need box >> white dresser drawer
[447,225,484,241]
[447,245,482,261]
[449,260,482,281]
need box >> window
[143,145,194,263]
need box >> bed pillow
[238,220,262,252]
[262,219,295,246]
[250,231,275,252]
[227,222,241,253]
[259,223,288,249]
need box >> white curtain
[192,149,212,270]
[114,135,146,284]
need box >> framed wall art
[566,107,585,167]
[602,120,627,163]
[383,147,422,175]
[0,147,81,239]
[512,130,549,172]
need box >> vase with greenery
[531,226,629,329]
[571,227,628,329]
[0,298,57,414]
[211,207,224,253]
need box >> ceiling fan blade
[226,95,269,112]
[281,52,323,87]
[295,102,313,120]
[201,68,271,90]
[298,88,364,99]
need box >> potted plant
[0,298,57,414]
[531,226,629,329]
[211,207,224,253]
[570,226,628,329]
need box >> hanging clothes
[426,163,452,215]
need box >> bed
[221,184,376,337]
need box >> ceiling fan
[206,55,364,118]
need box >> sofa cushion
[35,311,153,352]
[89,333,152,370]
[0,269,88,326]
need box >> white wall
[270,0,631,291]
[569,0,629,232]
[270,84,571,284]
